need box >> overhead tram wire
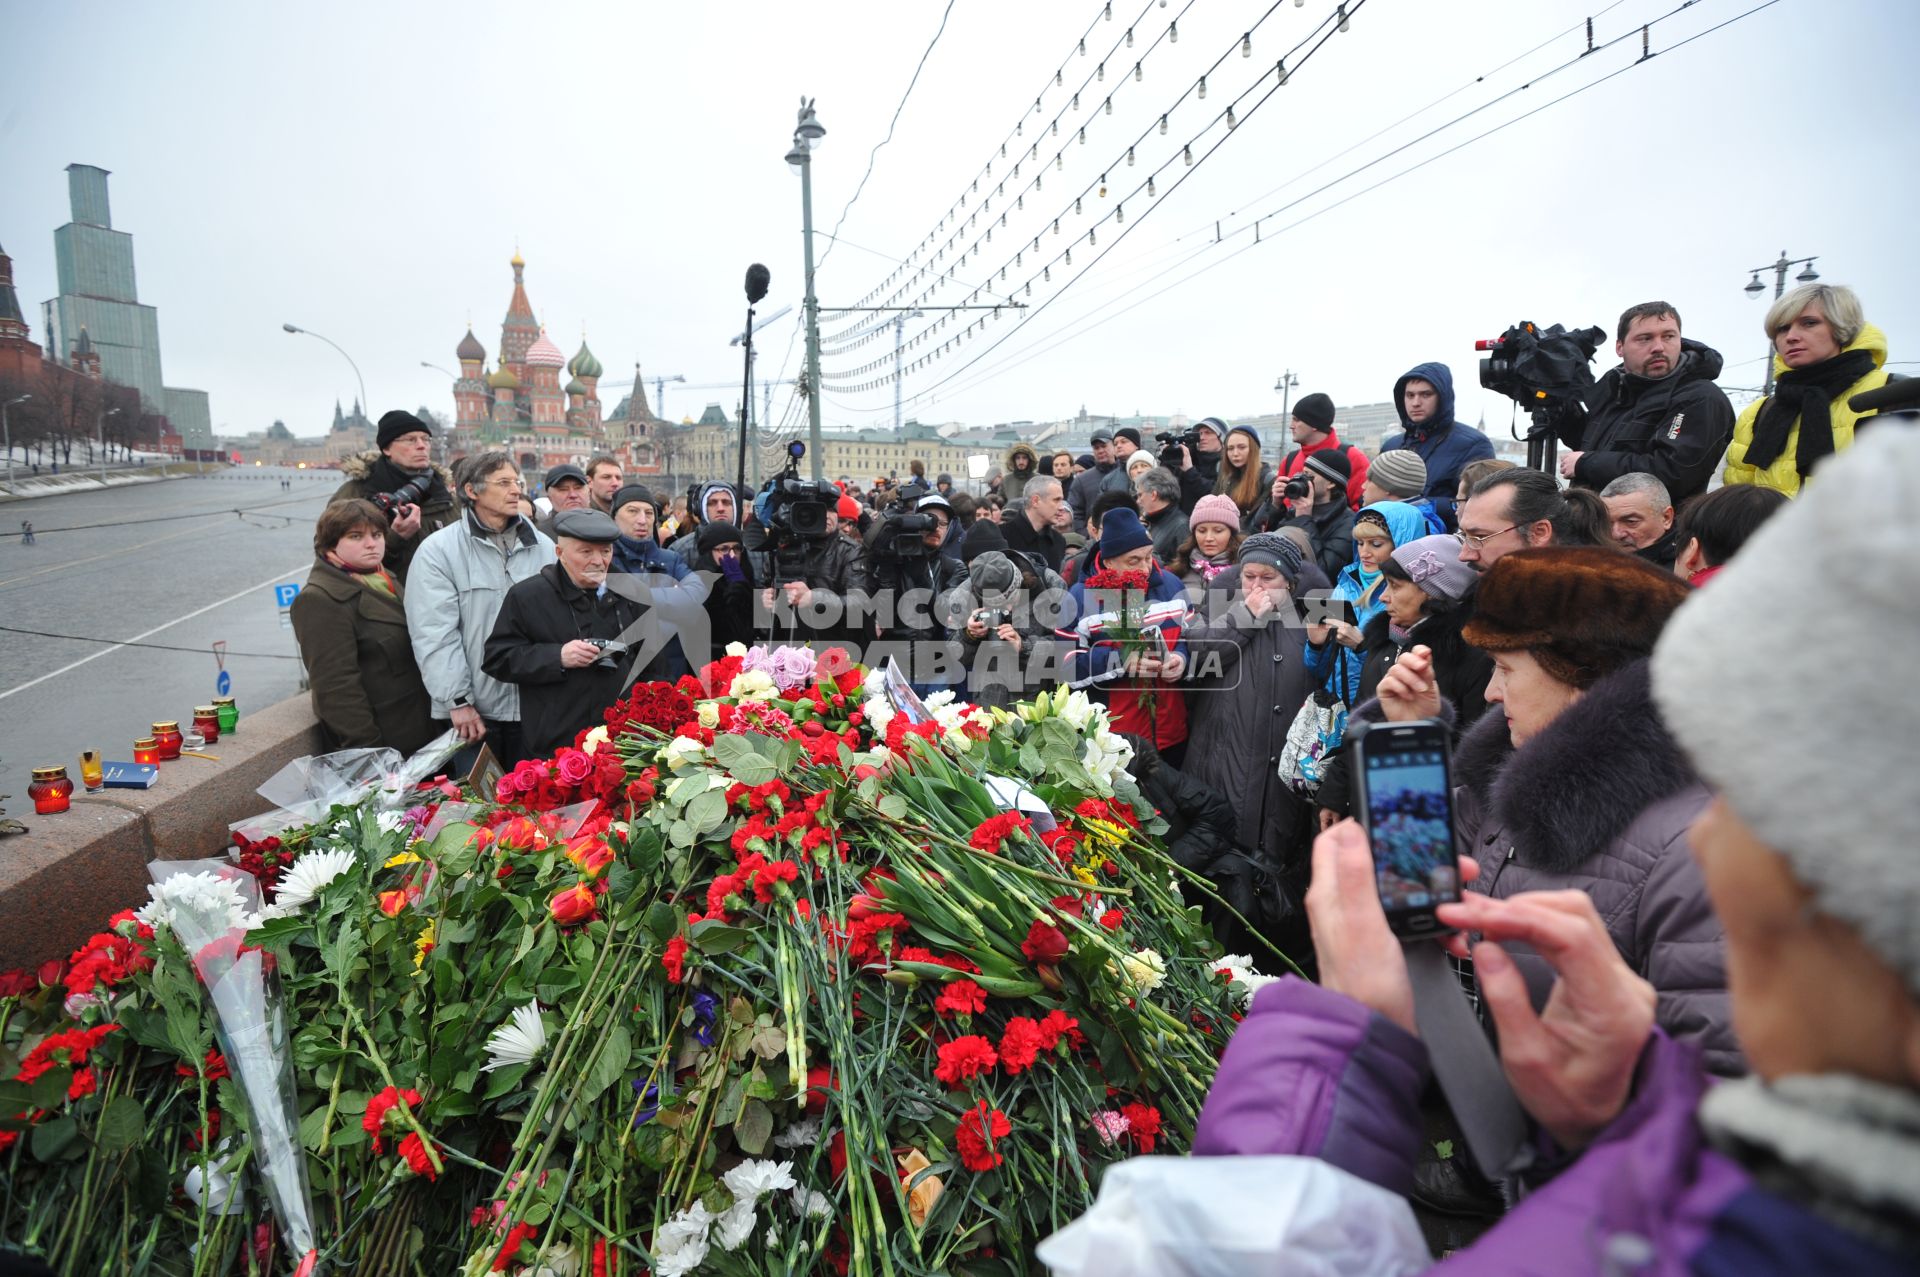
[820,0,1182,347]
[10,490,331,535]
[0,623,301,661]
[886,0,1752,407]
[830,0,1358,403]
[906,0,1789,410]
[822,0,1210,358]
[814,0,959,277]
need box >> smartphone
[1294,592,1357,629]
[1351,720,1462,937]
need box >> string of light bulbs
[819,1,1352,393]
[882,0,1784,416]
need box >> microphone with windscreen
[746,263,771,305]
[1849,378,1919,416]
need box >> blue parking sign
[274,583,302,608]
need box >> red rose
[0,969,36,999]
[548,884,598,926]
[1020,919,1070,965]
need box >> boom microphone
[1848,377,1920,416]
[745,263,771,305]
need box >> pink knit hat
[1190,493,1241,532]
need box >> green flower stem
[315,1018,351,1156]
[341,1000,444,1178]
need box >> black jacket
[482,564,648,759]
[1176,449,1222,513]
[1283,501,1355,582]
[1144,504,1189,566]
[1564,340,1735,502]
[859,540,964,644]
[743,520,865,648]
[1001,512,1067,573]
[330,451,458,584]
[696,548,758,664]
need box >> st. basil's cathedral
[447,252,664,477]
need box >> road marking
[0,562,308,701]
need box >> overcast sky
[5,0,1914,444]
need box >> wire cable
[8,490,332,535]
[0,623,301,660]
[815,0,959,276]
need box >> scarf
[1700,1073,1920,1255]
[367,454,447,506]
[1743,347,1877,477]
[1190,552,1230,583]
[329,557,398,598]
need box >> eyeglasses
[1457,523,1518,550]
[488,478,527,491]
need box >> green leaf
[426,821,483,877]
[689,919,752,955]
[877,793,909,821]
[644,902,681,944]
[578,1023,632,1107]
[28,1068,72,1111]
[1432,1139,1454,1161]
[686,788,729,837]
[669,819,694,850]
[298,1105,332,1152]
[728,752,781,787]
[735,1098,774,1155]
[96,1095,145,1154]
[31,1115,80,1162]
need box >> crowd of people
[285,285,1913,1268]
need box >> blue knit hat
[1098,507,1152,559]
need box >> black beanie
[1303,448,1352,487]
[377,410,432,451]
[961,518,1009,563]
[697,521,743,555]
[1291,392,1336,435]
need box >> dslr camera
[370,473,432,521]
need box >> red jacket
[1280,430,1370,511]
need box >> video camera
[757,441,839,541]
[867,487,941,561]
[1474,320,1606,472]
[1156,428,1201,469]
[369,473,433,521]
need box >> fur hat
[1291,392,1336,434]
[1370,449,1428,498]
[1464,547,1689,689]
[1189,493,1241,532]
[1654,425,1920,997]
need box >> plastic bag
[233,729,466,838]
[1037,1155,1430,1277]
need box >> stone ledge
[0,692,324,970]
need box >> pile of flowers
[0,646,1285,1275]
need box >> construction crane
[598,371,688,419]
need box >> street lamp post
[98,405,121,483]
[1742,251,1820,396]
[2,394,28,489]
[1273,369,1298,456]
[786,99,827,482]
[283,322,370,419]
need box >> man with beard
[1558,302,1735,502]
[330,410,456,582]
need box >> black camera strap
[1405,939,1534,1181]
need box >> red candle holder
[151,722,183,760]
[29,766,74,814]
[133,736,161,765]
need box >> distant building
[1335,402,1403,455]
[37,164,212,449]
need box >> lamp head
[1743,275,1764,298]
[1795,261,1820,284]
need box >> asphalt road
[0,466,342,822]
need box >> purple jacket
[1194,979,1915,1275]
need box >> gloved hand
[719,556,747,583]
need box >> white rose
[580,725,611,756]
[697,701,721,729]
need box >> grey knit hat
[1369,449,1428,498]
[1390,533,1474,602]
[1236,531,1303,584]
[1652,425,1920,996]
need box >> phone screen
[1295,592,1357,628]
[1357,725,1460,932]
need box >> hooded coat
[330,450,458,582]
[669,482,741,568]
[1001,442,1041,503]
[1566,338,1736,501]
[1305,500,1431,706]
[1721,323,1892,497]
[1182,564,1314,866]
[1378,363,1494,528]
[1450,659,1737,1074]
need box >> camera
[1156,428,1200,468]
[972,608,1010,629]
[757,442,839,540]
[585,637,631,669]
[1283,474,1314,502]
[370,474,432,520]
[1475,320,1605,472]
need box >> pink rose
[554,750,595,786]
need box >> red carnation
[491,1221,540,1272]
[1036,1009,1086,1052]
[997,1016,1046,1075]
[398,1130,438,1180]
[955,1101,1013,1172]
[1121,1102,1162,1153]
[933,1035,999,1088]
[968,810,1033,853]
[805,1064,839,1115]
[362,1085,423,1154]
[661,935,689,984]
[933,978,988,1018]
[1099,908,1125,930]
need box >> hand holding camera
[560,639,604,670]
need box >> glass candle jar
[192,707,221,744]
[152,721,183,760]
[29,766,74,814]
[213,697,238,734]
[79,750,104,791]
[133,736,161,765]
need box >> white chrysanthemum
[714,1199,758,1252]
[772,1117,821,1149]
[270,848,359,912]
[791,1185,834,1220]
[136,871,253,935]
[482,1003,548,1073]
[653,1202,715,1276]
[1218,954,1282,1005]
[722,1158,796,1203]
[1121,948,1167,994]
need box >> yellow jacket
[1721,323,1890,497]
